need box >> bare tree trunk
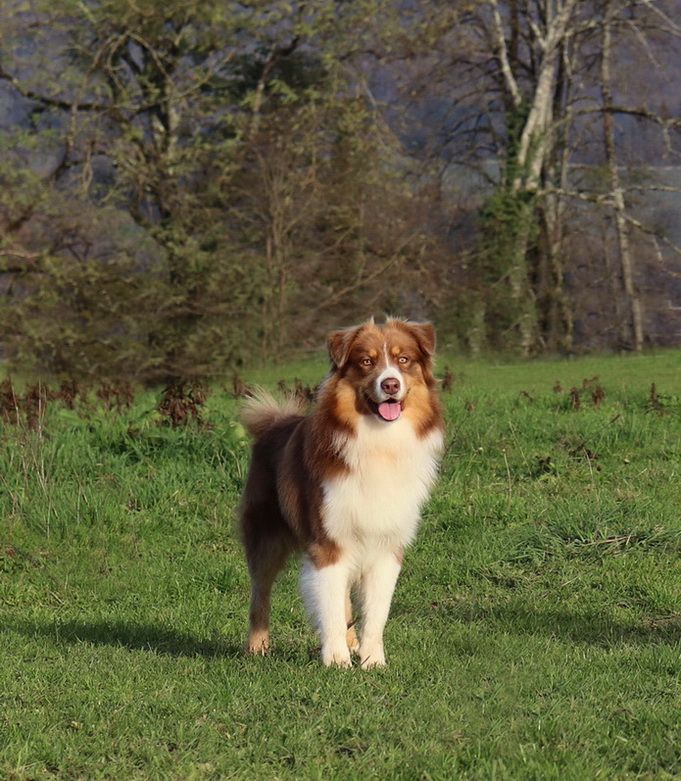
[512,0,579,195]
[540,189,573,350]
[507,205,539,355]
[538,38,574,352]
[601,0,644,351]
[602,221,621,341]
[263,233,274,359]
[487,0,580,355]
[261,162,291,360]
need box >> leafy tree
[1,0,415,379]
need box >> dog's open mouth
[368,398,403,422]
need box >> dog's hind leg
[243,513,294,655]
[346,588,359,654]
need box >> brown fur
[239,318,444,655]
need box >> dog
[239,317,444,668]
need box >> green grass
[1,351,680,780]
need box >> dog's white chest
[321,417,442,548]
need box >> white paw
[359,645,386,670]
[322,644,352,668]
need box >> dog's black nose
[381,377,401,396]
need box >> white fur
[358,551,402,668]
[323,415,442,548]
[374,351,406,402]
[300,557,352,667]
[302,415,443,667]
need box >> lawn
[1,350,680,780]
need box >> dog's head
[327,317,437,423]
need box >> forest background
[1,0,681,383]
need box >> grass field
[1,350,680,780]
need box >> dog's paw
[246,631,270,656]
[359,644,386,670]
[322,644,352,668]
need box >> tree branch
[488,0,523,108]
[0,65,109,112]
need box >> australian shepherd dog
[239,317,444,668]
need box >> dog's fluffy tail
[240,388,306,439]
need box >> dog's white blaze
[374,344,406,401]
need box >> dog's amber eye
[360,357,373,368]
[398,356,410,365]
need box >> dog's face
[327,319,436,423]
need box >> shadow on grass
[431,602,681,646]
[5,617,244,658]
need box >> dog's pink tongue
[378,401,401,421]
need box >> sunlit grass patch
[1,350,680,779]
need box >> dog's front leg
[358,550,402,669]
[301,555,352,668]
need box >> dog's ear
[327,325,361,368]
[409,322,436,359]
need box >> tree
[2,0,679,369]
[387,0,681,353]
[1,0,420,378]
[600,0,643,351]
